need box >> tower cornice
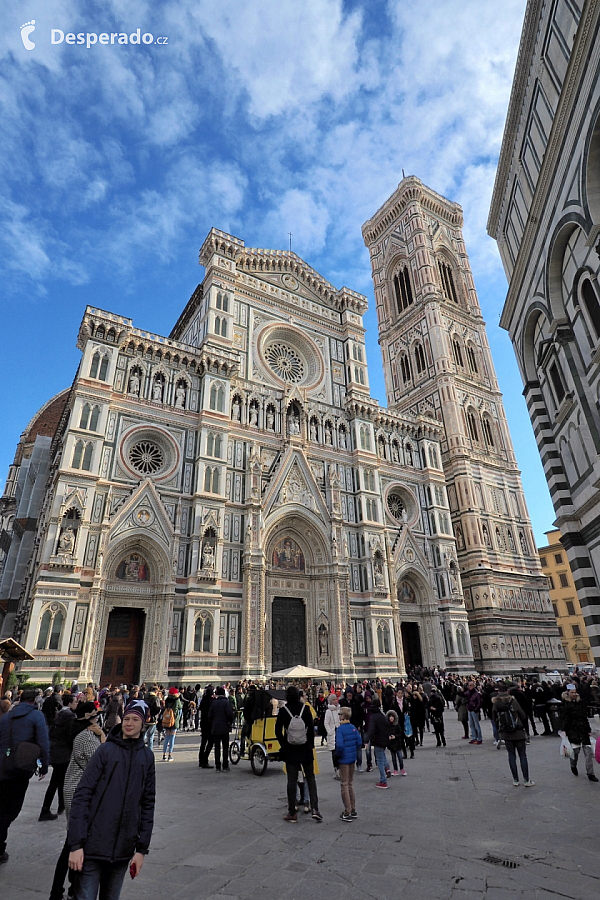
[362,177,463,247]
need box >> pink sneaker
[392,770,399,776]
[400,770,407,776]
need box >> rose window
[387,493,405,521]
[264,343,305,383]
[128,440,164,475]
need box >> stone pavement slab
[3,716,600,900]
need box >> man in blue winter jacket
[0,688,50,864]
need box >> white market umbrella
[269,664,333,679]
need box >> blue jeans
[76,859,129,900]
[468,711,482,741]
[374,746,388,784]
[491,718,499,742]
[163,730,176,756]
[144,724,156,748]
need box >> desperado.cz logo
[20,20,36,50]
[20,20,168,50]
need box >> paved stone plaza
[3,716,600,900]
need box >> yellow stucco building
[538,530,591,665]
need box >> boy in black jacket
[68,701,155,899]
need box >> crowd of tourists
[0,665,599,896]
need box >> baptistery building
[0,181,563,684]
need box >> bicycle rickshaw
[228,689,286,775]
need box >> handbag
[3,718,41,777]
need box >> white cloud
[193,0,367,118]
[262,189,331,257]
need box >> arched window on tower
[466,409,479,442]
[414,341,426,374]
[400,354,412,384]
[482,416,495,448]
[438,259,459,303]
[452,339,464,368]
[393,266,414,313]
[467,344,478,373]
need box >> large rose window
[264,343,305,383]
[128,441,164,475]
[257,324,324,390]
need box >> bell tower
[362,177,563,673]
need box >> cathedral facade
[0,180,562,685]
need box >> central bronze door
[101,608,145,686]
[272,597,306,670]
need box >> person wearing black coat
[428,688,446,747]
[42,690,63,730]
[39,692,78,821]
[364,698,392,787]
[208,687,234,772]
[198,685,215,768]
[275,686,321,823]
[531,682,552,735]
[559,686,598,780]
[67,701,155,899]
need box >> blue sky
[0,0,556,543]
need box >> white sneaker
[357,766,363,773]
[513,780,520,786]
[523,780,535,787]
